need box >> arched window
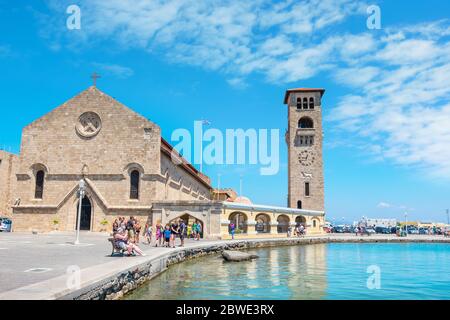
[255,213,271,233]
[309,97,314,109]
[298,117,314,129]
[296,215,306,225]
[296,98,302,109]
[277,215,290,233]
[302,97,308,109]
[313,220,317,228]
[130,170,140,199]
[35,170,45,199]
[229,212,248,233]
[297,200,302,209]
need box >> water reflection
[127,244,327,300]
[126,243,450,300]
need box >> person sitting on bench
[114,227,145,256]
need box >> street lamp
[75,179,86,245]
[404,212,408,237]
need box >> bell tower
[284,88,325,212]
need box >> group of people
[112,216,203,255]
[292,224,306,237]
[148,219,203,248]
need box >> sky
[0,0,450,223]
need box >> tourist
[112,219,119,233]
[126,216,135,243]
[155,222,163,247]
[179,219,187,247]
[163,224,172,248]
[192,221,197,239]
[195,220,202,241]
[287,225,292,237]
[119,217,126,230]
[294,224,300,237]
[187,224,192,239]
[114,228,145,256]
[355,226,359,236]
[171,221,179,248]
[144,223,152,245]
[229,221,236,240]
[134,220,142,243]
[299,224,305,237]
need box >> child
[163,225,171,248]
[195,220,202,241]
[144,223,153,245]
[229,222,235,240]
[192,221,197,239]
[155,222,162,247]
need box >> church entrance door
[76,196,92,230]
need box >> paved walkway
[0,231,449,299]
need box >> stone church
[0,86,326,238]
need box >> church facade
[0,86,325,238]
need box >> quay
[0,231,449,300]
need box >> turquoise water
[125,243,450,300]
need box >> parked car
[365,227,376,235]
[0,217,12,232]
[332,225,345,233]
[375,226,391,234]
[419,228,429,235]
[408,227,419,234]
[343,225,353,233]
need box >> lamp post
[404,211,408,237]
[75,179,86,245]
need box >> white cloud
[42,0,450,178]
[92,62,134,79]
[377,202,392,208]
[227,77,248,89]
[333,66,380,87]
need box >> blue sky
[1,0,450,223]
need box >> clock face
[298,150,315,166]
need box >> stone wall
[10,87,212,232]
[0,151,18,217]
[61,236,450,300]
[286,91,325,212]
[15,87,161,210]
[158,153,211,201]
